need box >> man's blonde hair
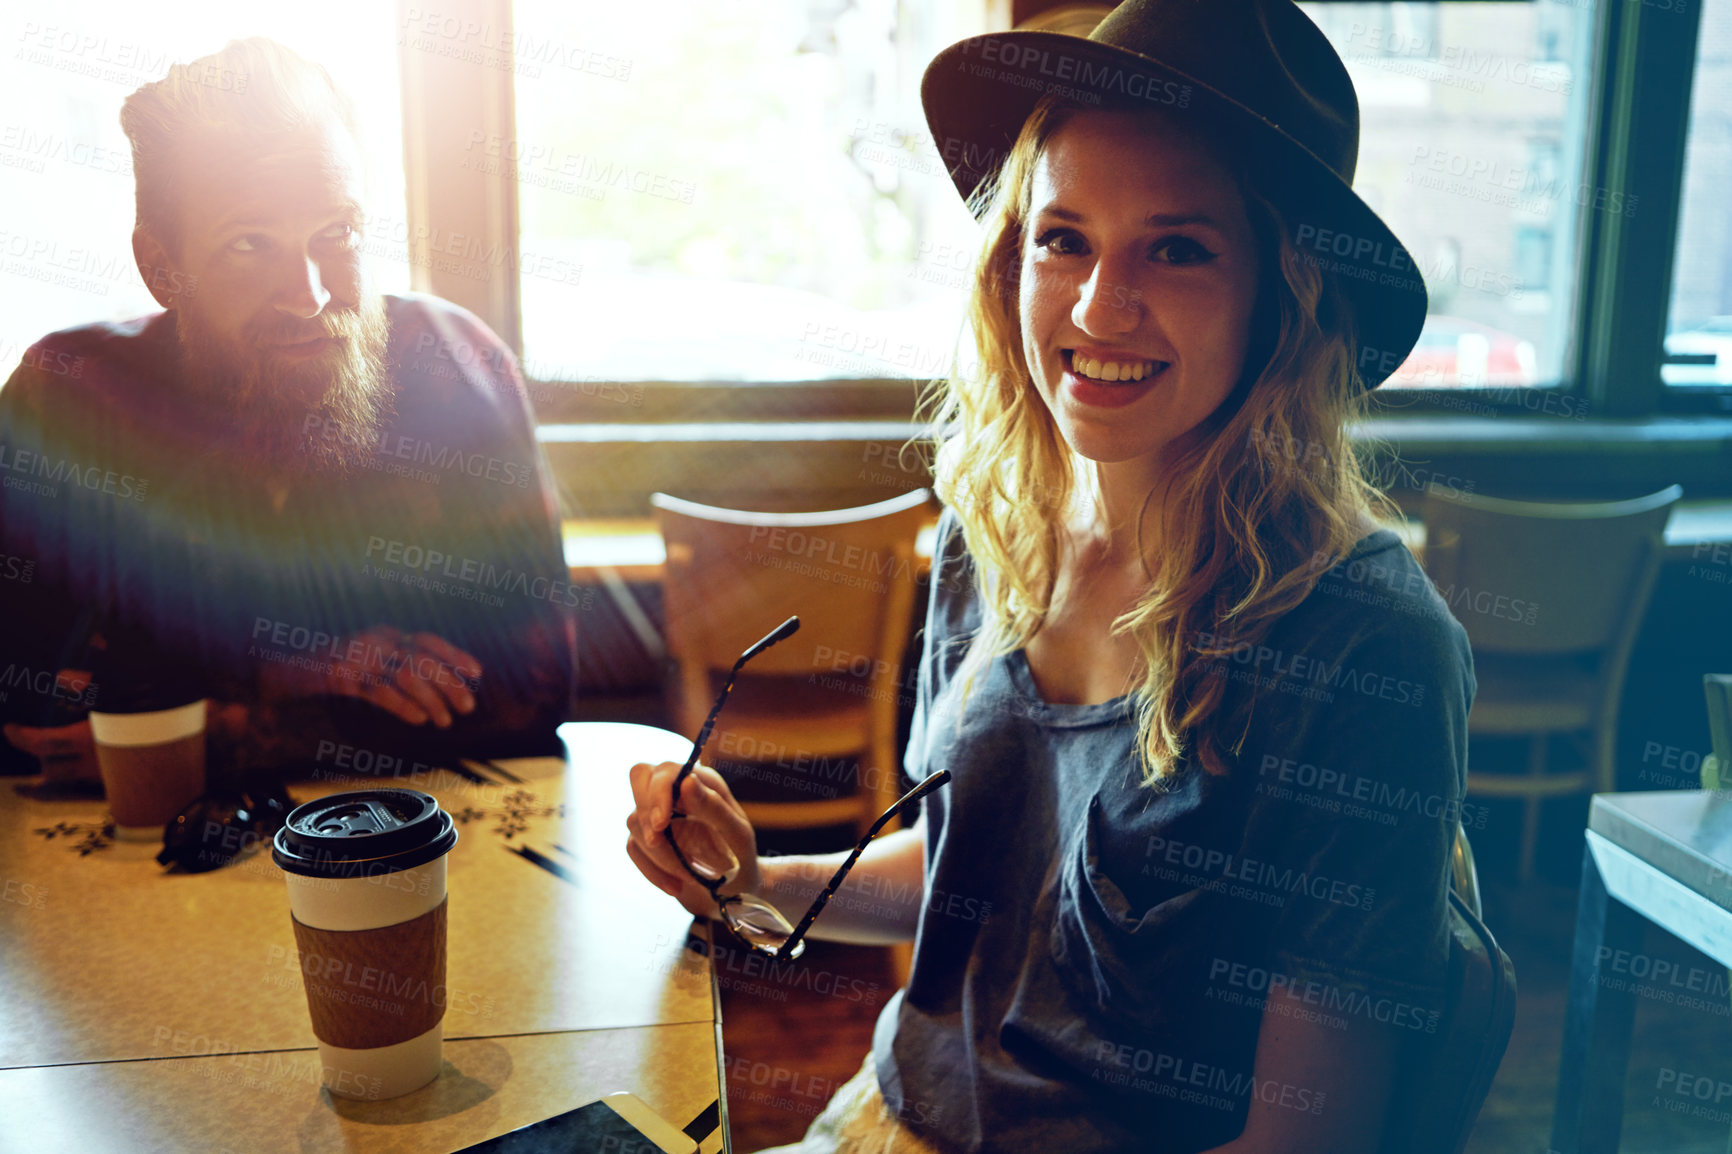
[120,37,361,252]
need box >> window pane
[512,0,986,383]
[1299,2,1592,390]
[0,3,408,368]
[1664,0,1732,388]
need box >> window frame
[1565,0,1718,416]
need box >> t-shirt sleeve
[1243,595,1475,1011]
[905,507,974,818]
[904,510,950,790]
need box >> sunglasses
[661,615,949,962]
[157,781,295,873]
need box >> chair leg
[1518,734,1547,884]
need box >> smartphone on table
[457,1090,708,1153]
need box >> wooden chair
[1380,823,1518,1154]
[1420,485,1682,882]
[652,490,931,980]
[652,488,930,834]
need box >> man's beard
[175,292,392,476]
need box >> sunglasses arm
[772,769,951,963]
[670,616,801,808]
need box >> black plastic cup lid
[272,789,457,880]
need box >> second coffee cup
[272,789,458,1100]
[88,700,207,841]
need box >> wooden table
[0,721,728,1154]
[1551,790,1732,1154]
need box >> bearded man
[0,38,575,781]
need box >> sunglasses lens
[239,791,291,834]
[724,894,803,959]
[158,801,243,873]
[670,816,739,884]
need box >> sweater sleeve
[0,344,113,724]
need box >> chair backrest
[1419,485,1681,656]
[651,489,932,723]
[1379,825,1516,1154]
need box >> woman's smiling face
[1018,108,1263,474]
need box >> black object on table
[457,1093,717,1152]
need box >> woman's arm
[756,818,927,945]
[1201,985,1397,1154]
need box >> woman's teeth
[1072,353,1164,382]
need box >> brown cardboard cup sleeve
[290,898,448,1050]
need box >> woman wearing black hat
[627,3,1473,1151]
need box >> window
[1527,138,1563,199]
[1298,1,1591,390]
[1514,226,1553,296]
[510,0,988,385]
[1663,0,1732,388]
[1536,1,1571,64]
[14,0,1722,429]
[0,1,408,369]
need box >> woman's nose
[1073,261,1144,336]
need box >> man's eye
[1032,228,1088,257]
[1152,236,1216,265]
[321,223,359,244]
[228,235,263,253]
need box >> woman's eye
[1033,228,1088,257]
[228,235,263,254]
[1152,236,1216,265]
[320,223,359,245]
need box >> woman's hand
[625,759,760,921]
[256,626,481,728]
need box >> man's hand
[3,720,100,782]
[258,626,483,728]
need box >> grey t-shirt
[874,511,1476,1153]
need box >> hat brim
[921,31,1427,391]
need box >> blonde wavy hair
[919,95,1403,788]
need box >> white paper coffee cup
[272,790,458,1100]
[284,858,447,1100]
[89,700,207,841]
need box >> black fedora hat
[921,0,1428,391]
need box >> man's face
[157,115,388,474]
